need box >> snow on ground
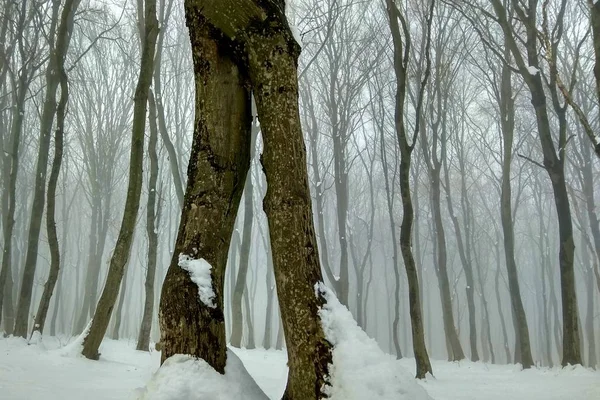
[399,358,600,400]
[1,333,599,400]
[0,335,159,400]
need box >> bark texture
[158,9,251,372]
[245,15,333,398]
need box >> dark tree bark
[158,7,252,372]
[385,0,434,378]
[81,0,158,358]
[14,0,80,338]
[161,2,332,397]
[137,90,160,351]
[490,0,582,366]
[493,239,512,363]
[497,46,534,369]
[33,53,70,336]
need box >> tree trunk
[33,55,70,336]
[110,262,129,340]
[589,0,600,153]
[494,239,511,363]
[245,9,333,398]
[0,38,29,334]
[137,90,160,351]
[230,171,254,347]
[243,285,256,349]
[498,48,534,369]
[13,0,78,338]
[158,8,252,372]
[385,0,434,376]
[490,0,581,366]
[81,0,157,358]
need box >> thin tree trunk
[14,0,79,338]
[385,0,434,376]
[33,58,69,336]
[498,48,534,369]
[137,91,160,351]
[494,239,511,363]
[81,0,157,358]
[230,171,254,348]
[243,284,255,349]
[490,0,581,366]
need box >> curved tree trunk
[81,0,157,358]
[14,0,79,338]
[32,57,69,336]
[385,0,434,377]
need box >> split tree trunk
[33,57,70,336]
[14,0,79,338]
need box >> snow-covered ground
[1,335,599,400]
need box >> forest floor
[0,335,599,400]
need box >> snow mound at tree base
[317,282,432,400]
[135,349,269,400]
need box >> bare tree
[385,0,434,377]
[81,0,158,358]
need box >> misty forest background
[0,0,599,371]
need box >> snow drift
[316,282,432,400]
[136,349,269,400]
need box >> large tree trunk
[81,0,157,358]
[137,90,160,351]
[158,9,252,372]
[244,7,333,398]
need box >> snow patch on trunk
[315,282,433,400]
[178,254,216,308]
[135,349,269,400]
